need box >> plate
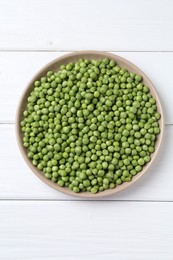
[16,51,164,198]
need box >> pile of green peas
[21,58,161,194]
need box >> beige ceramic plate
[16,51,164,198]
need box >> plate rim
[15,50,165,198]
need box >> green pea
[21,58,160,194]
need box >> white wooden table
[0,0,173,259]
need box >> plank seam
[0,199,173,202]
[1,50,173,53]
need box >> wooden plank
[0,201,173,259]
[0,51,172,123]
[0,124,172,201]
[0,0,173,51]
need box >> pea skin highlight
[21,58,161,194]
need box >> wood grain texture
[0,51,171,123]
[0,0,173,51]
[1,201,173,259]
[1,0,173,258]
[0,124,172,201]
